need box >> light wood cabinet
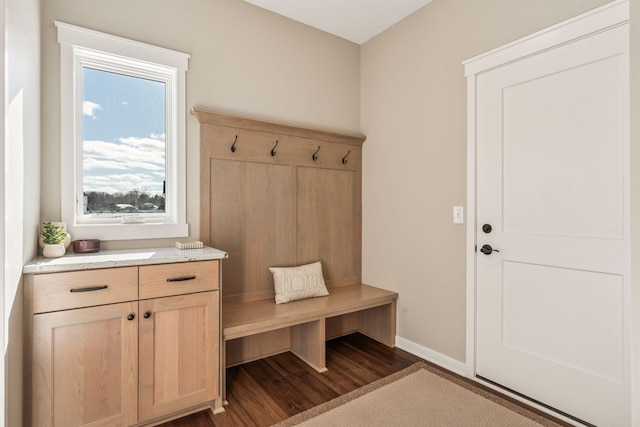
[25,256,223,427]
[139,292,219,421]
[32,301,138,427]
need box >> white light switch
[453,206,464,224]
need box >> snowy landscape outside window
[82,68,167,221]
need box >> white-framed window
[56,21,190,241]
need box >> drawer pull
[70,285,108,293]
[166,276,196,283]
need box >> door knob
[143,312,152,319]
[480,244,500,255]
[127,313,135,321]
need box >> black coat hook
[342,150,351,165]
[312,146,320,161]
[231,135,238,153]
[271,140,279,157]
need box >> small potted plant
[41,222,67,258]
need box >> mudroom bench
[223,283,397,372]
[194,108,398,399]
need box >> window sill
[68,222,188,241]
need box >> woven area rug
[272,362,564,427]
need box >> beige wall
[41,0,361,249]
[361,0,612,363]
[6,0,41,424]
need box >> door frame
[463,1,630,424]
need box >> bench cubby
[223,284,397,371]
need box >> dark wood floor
[159,333,569,427]
[159,333,421,427]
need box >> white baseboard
[396,336,467,377]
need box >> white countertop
[24,246,228,274]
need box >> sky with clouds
[82,67,166,196]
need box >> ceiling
[242,0,434,45]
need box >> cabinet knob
[143,312,152,319]
[127,313,135,321]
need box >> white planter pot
[43,243,66,258]
[39,222,71,250]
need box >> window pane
[82,67,167,220]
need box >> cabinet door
[138,291,219,421]
[32,302,138,427]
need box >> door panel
[297,167,359,286]
[32,302,138,427]
[501,262,623,382]
[138,291,219,422]
[502,55,624,239]
[209,159,294,301]
[475,24,628,426]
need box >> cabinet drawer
[139,260,219,299]
[32,267,138,314]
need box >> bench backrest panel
[194,109,365,303]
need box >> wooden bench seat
[222,284,397,373]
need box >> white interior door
[475,24,628,427]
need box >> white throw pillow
[269,261,329,304]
